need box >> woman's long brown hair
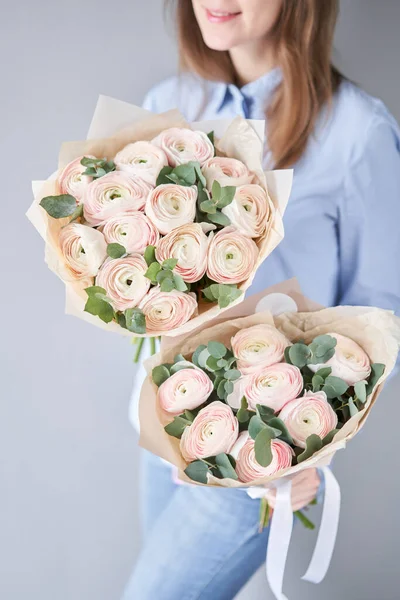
[168,0,342,168]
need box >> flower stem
[258,498,270,533]
[150,337,157,355]
[294,510,315,530]
[133,338,145,363]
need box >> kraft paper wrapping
[138,281,400,488]
[26,95,293,338]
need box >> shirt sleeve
[338,108,400,315]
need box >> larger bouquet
[27,97,291,339]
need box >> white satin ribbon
[247,466,340,599]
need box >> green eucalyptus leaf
[366,363,385,396]
[323,376,348,398]
[164,416,191,439]
[125,307,146,334]
[248,415,267,440]
[284,346,293,365]
[208,211,231,227]
[288,343,312,368]
[216,185,236,209]
[268,417,293,445]
[256,404,275,423]
[84,286,114,323]
[297,434,323,464]
[207,131,215,146]
[145,261,161,283]
[205,355,220,372]
[211,180,222,201]
[68,203,83,222]
[312,374,324,392]
[156,165,174,185]
[224,381,234,395]
[214,453,238,480]
[225,369,241,381]
[40,194,77,219]
[322,429,339,446]
[173,273,188,292]
[174,353,186,363]
[354,380,367,404]
[348,396,358,417]
[162,258,179,270]
[144,245,157,267]
[184,410,195,422]
[254,428,274,467]
[184,460,209,484]
[315,367,332,379]
[152,364,171,387]
[217,379,227,400]
[107,243,126,259]
[172,163,197,185]
[198,348,211,369]
[200,200,218,214]
[207,341,227,359]
[192,344,207,367]
[160,278,175,292]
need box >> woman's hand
[263,468,320,512]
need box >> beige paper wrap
[27,96,293,338]
[139,280,400,488]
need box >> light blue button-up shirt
[142,68,400,313]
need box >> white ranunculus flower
[57,155,95,202]
[102,210,159,254]
[114,141,168,186]
[59,223,107,280]
[155,223,209,283]
[152,127,214,167]
[96,254,150,311]
[222,184,271,238]
[207,226,259,285]
[145,184,197,235]
[83,171,152,227]
[308,333,371,386]
[202,157,253,189]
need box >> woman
[123,1,400,598]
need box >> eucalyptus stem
[294,510,315,530]
[150,337,157,356]
[258,498,270,533]
[133,338,145,363]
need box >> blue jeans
[121,451,270,600]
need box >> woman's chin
[201,32,239,52]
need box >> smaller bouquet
[150,325,384,490]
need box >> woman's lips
[205,8,241,23]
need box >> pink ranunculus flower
[152,127,214,167]
[180,401,239,462]
[308,332,371,386]
[158,366,213,416]
[138,287,198,333]
[231,324,290,375]
[83,171,152,227]
[221,184,271,238]
[155,223,209,283]
[145,184,197,235]
[231,432,294,483]
[244,363,304,412]
[57,155,95,202]
[59,223,107,280]
[114,141,168,186]
[102,210,159,254]
[96,254,150,311]
[207,227,259,285]
[279,390,338,449]
[202,157,253,189]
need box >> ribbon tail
[302,466,341,584]
[266,479,293,600]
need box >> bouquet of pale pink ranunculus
[139,287,400,527]
[27,98,291,349]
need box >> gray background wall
[1,1,399,599]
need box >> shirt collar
[215,67,282,113]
